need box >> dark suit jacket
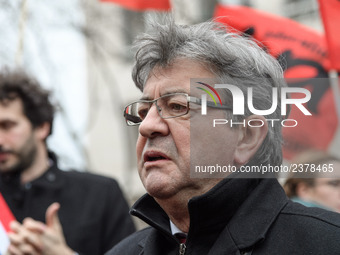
[107,178,340,255]
[0,154,135,255]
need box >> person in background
[106,17,340,255]
[284,150,340,213]
[0,69,135,255]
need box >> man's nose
[138,104,169,138]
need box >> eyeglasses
[124,93,232,126]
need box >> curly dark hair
[0,68,55,136]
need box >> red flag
[0,193,14,232]
[100,0,171,11]
[0,193,15,253]
[214,5,337,159]
[318,0,340,71]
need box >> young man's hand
[6,203,75,255]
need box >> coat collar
[131,178,288,251]
[227,178,288,250]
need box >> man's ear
[234,115,268,166]
[35,122,51,141]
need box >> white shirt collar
[169,220,187,235]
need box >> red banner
[0,193,15,253]
[214,5,337,159]
[0,193,15,233]
[100,0,171,11]
[318,0,340,71]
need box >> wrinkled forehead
[141,58,215,99]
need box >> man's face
[136,59,240,200]
[0,98,37,174]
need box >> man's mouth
[143,151,170,163]
[0,152,10,162]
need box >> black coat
[0,155,135,255]
[106,178,340,255]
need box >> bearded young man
[106,18,340,255]
[0,69,135,255]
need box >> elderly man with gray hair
[107,17,340,255]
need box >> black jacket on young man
[0,153,135,255]
[106,177,340,255]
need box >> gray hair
[132,16,287,167]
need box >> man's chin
[145,182,176,200]
[0,168,15,175]
[0,161,22,175]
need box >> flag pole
[15,0,28,67]
[328,70,340,157]
[329,70,340,121]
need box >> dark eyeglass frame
[123,92,232,126]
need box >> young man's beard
[0,134,38,176]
